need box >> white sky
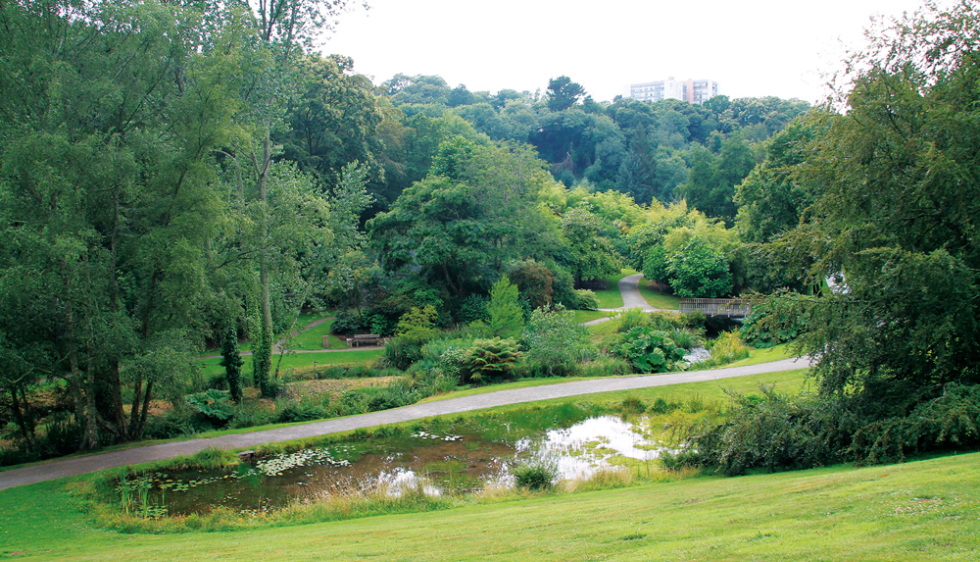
[324,0,931,104]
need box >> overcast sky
[323,0,933,104]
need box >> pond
[111,415,667,517]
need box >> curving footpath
[0,274,802,491]
[0,356,809,491]
[618,273,658,311]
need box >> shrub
[383,332,437,371]
[511,459,557,490]
[331,310,371,335]
[673,384,980,476]
[573,289,599,310]
[669,328,703,350]
[460,337,523,384]
[708,331,750,365]
[456,294,489,324]
[507,259,555,310]
[229,401,272,429]
[523,305,593,377]
[620,395,647,414]
[616,326,688,373]
[577,355,632,378]
[648,397,681,414]
[395,305,439,338]
[274,397,328,423]
[185,389,234,427]
[488,275,524,338]
[617,308,650,333]
[667,237,732,298]
[143,410,196,440]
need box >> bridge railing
[679,298,755,318]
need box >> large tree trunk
[134,380,153,441]
[106,187,127,438]
[128,378,143,439]
[62,279,99,450]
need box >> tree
[734,120,819,244]
[667,237,732,298]
[279,54,387,189]
[488,275,524,338]
[546,76,586,112]
[235,0,355,397]
[765,1,980,405]
[220,325,246,404]
[368,138,562,295]
[0,0,245,446]
[560,207,621,287]
[675,135,755,225]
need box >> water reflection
[127,416,666,516]
[519,416,662,480]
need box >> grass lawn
[2,443,975,560]
[286,317,348,350]
[591,268,638,309]
[197,349,383,378]
[636,276,682,310]
[573,309,618,324]
[723,343,797,368]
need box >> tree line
[2,0,978,471]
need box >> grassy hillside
[1,451,976,561]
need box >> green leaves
[488,275,524,339]
[616,326,688,374]
[460,337,523,384]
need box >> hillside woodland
[0,0,978,473]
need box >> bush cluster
[666,384,980,475]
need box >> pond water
[116,415,666,517]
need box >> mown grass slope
[1,450,976,561]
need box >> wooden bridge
[679,298,755,319]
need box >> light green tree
[488,275,524,338]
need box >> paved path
[589,273,663,325]
[618,273,659,311]
[0,356,810,491]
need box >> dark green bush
[229,401,272,429]
[274,399,327,423]
[457,294,490,324]
[383,333,436,371]
[331,310,372,335]
[143,411,197,440]
[616,326,688,373]
[684,389,854,475]
[670,385,980,476]
[511,459,557,490]
[40,415,83,457]
[620,396,647,414]
[648,397,681,414]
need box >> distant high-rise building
[627,77,720,104]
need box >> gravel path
[0,356,809,491]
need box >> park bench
[347,334,382,347]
